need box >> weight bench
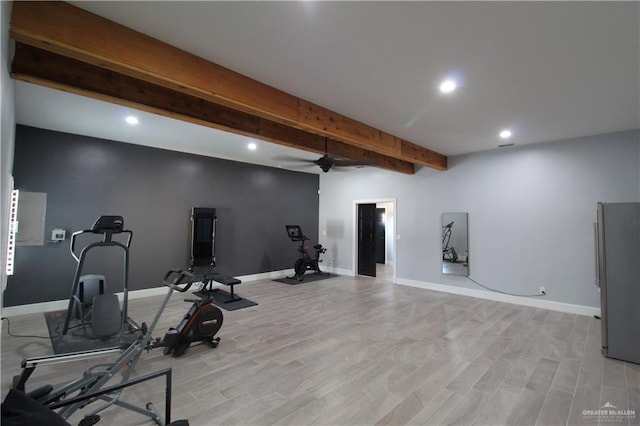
[200,273,242,304]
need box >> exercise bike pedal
[26,384,53,401]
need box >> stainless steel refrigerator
[596,202,640,364]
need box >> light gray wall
[319,130,640,308]
[1,1,15,303]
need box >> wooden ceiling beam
[10,1,447,171]
[12,43,415,175]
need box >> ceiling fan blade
[286,164,317,170]
[274,142,370,172]
[272,155,317,164]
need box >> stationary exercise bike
[285,225,326,280]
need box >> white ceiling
[14,1,640,174]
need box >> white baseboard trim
[1,269,299,317]
[395,278,600,317]
[324,266,354,276]
[1,286,171,318]
[6,271,594,319]
[236,269,292,282]
[2,300,69,317]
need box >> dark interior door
[375,208,386,264]
[358,203,377,277]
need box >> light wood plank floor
[2,266,639,425]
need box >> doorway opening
[353,199,396,279]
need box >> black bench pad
[203,273,241,286]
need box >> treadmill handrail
[62,217,133,336]
[70,229,133,262]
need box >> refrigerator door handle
[594,222,600,288]
[596,203,608,353]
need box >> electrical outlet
[539,286,546,295]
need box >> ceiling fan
[276,138,369,173]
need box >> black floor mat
[44,310,128,354]
[193,289,258,311]
[273,273,338,285]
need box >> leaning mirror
[441,212,469,276]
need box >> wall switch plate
[51,228,66,241]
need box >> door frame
[375,207,387,265]
[352,198,397,281]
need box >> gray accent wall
[5,125,319,306]
[319,130,640,308]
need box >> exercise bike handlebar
[163,269,197,292]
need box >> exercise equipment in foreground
[61,215,133,339]
[12,270,220,424]
[285,225,327,281]
[3,368,187,426]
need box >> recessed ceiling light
[439,79,457,94]
[247,142,257,151]
[125,116,139,125]
[499,129,512,139]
